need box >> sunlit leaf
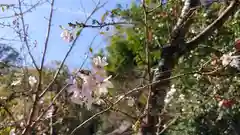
[100,32,105,35]
[101,11,109,23]
[89,47,93,53]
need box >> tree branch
[20,0,55,134]
[0,1,45,20]
[186,0,240,49]
[17,0,39,70]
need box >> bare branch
[40,0,54,70]
[158,116,179,134]
[20,0,55,134]
[69,21,136,29]
[17,0,39,70]
[0,1,45,20]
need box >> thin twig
[70,21,136,29]
[76,34,98,73]
[0,1,45,20]
[158,116,179,134]
[17,0,39,70]
[21,0,55,134]
[40,0,54,70]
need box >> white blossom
[220,53,240,69]
[164,84,177,104]
[95,75,113,96]
[92,56,108,68]
[67,82,85,105]
[118,95,124,100]
[218,100,224,107]
[66,56,113,108]
[163,124,167,128]
[181,108,186,112]
[9,128,16,135]
[28,76,37,87]
[95,98,105,105]
[45,106,54,119]
[127,97,135,107]
[193,73,201,80]
[179,94,185,101]
[61,29,73,42]
[11,78,22,86]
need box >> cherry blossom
[66,56,113,108]
[95,75,113,96]
[164,84,176,104]
[9,128,16,135]
[92,56,108,67]
[28,76,37,87]
[45,106,54,119]
[67,79,85,105]
[92,56,108,74]
[127,97,135,107]
[60,29,73,43]
[179,94,185,101]
[11,78,22,86]
[220,52,240,70]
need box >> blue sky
[0,0,132,70]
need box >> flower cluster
[67,56,113,109]
[164,84,176,104]
[220,52,240,70]
[60,29,74,43]
[11,75,37,88]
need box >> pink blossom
[92,56,108,67]
[67,56,113,108]
[61,29,73,42]
[220,52,240,69]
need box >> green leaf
[138,93,147,105]
[59,25,64,29]
[1,6,4,12]
[76,29,81,36]
[89,47,93,53]
[101,11,109,23]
